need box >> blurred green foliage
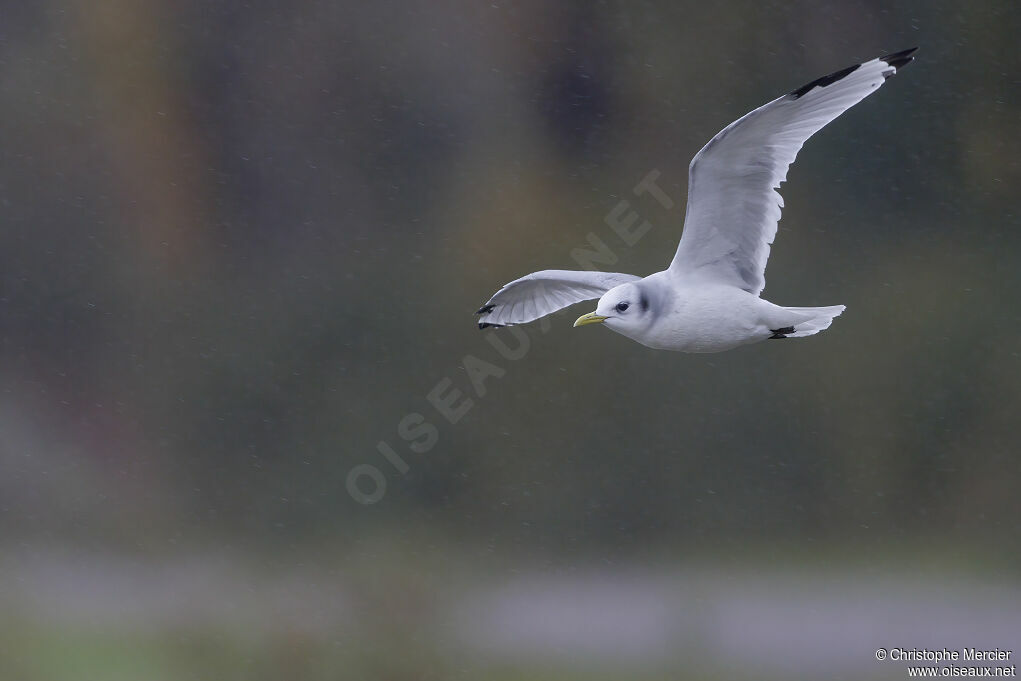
[2,0,1019,556]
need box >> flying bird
[475,48,916,353]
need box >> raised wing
[475,269,640,328]
[669,48,916,295]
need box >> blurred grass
[0,618,686,681]
[0,618,768,681]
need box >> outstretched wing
[669,48,916,295]
[475,269,640,328]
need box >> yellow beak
[573,311,608,327]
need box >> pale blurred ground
[2,545,1018,680]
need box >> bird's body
[475,49,916,353]
[577,270,845,353]
[643,283,771,353]
[616,279,774,353]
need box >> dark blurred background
[1,1,1019,679]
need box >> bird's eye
[615,302,629,313]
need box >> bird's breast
[636,286,767,352]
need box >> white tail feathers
[784,305,846,338]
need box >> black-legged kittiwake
[475,48,916,353]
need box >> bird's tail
[783,305,846,337]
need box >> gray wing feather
[476,269,640,327]
[670,49,915,295]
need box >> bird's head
[574,282,653,335]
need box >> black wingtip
[789,48,918,99]
[880,47,918,72]
[476,304,495,315]
[789,63,861,99]
[478,321,504,329]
